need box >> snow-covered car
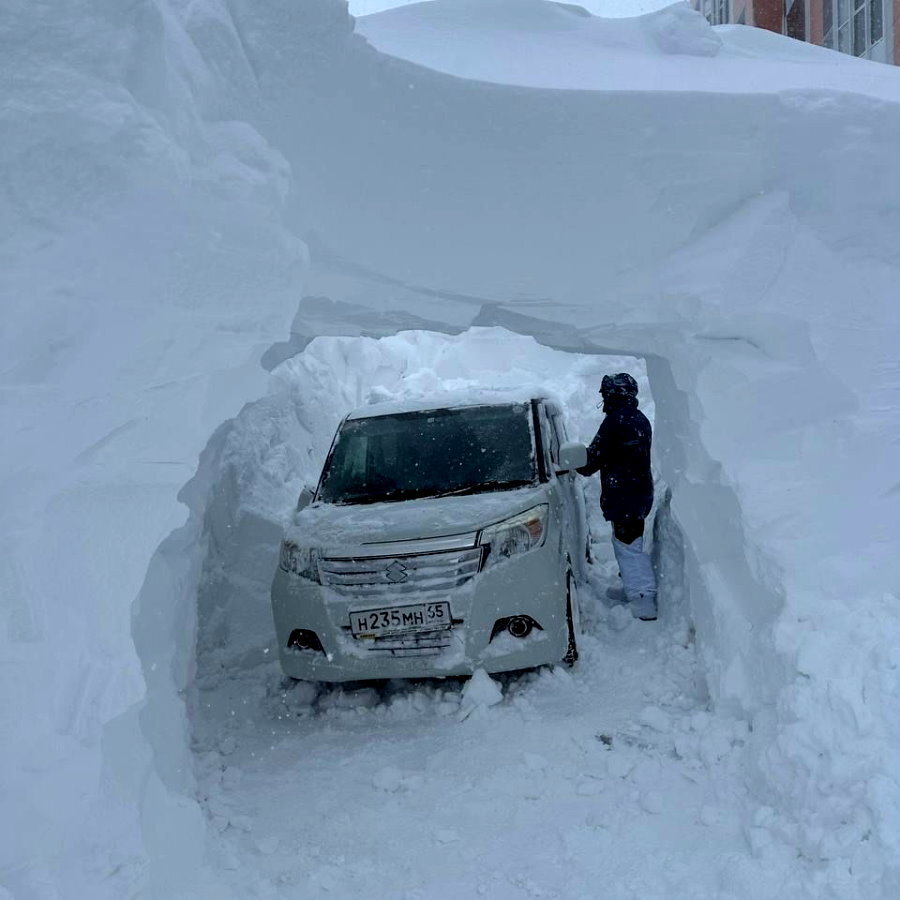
[270,395,590,682]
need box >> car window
[318,403,538,504]
[552,412,568,444]
[546,410,560,464]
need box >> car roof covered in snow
[345,390,546,420]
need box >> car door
[544,403,588,580]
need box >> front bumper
[270,542,569,682]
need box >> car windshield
[317,403,537,505]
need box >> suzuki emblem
[385,560,409,583]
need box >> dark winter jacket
[578,395,653,522]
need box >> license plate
[350,601,452,638]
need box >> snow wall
[1,1,305,896]
[2,0,900,896]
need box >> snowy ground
[191,554,759,900]
[187,329,771,899]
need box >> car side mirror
[296,486,315,511]
[557,441,587,474]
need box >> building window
[787,0,806,40]
[838,0,852,53]
[853,0,866,55]
[700,0,730,25]
[869,0,883,44]
[824,0,885,57]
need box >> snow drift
[356,0,899,92]
[3,0,900,897]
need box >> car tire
[563,568,579,667]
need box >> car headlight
[479,505,548,570]
[279,541,320,582]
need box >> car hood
[286,485,548,555]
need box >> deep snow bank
[233,1,900,893]
[4,0,900,896]
[357,0,900,94]
[1,0,303,895]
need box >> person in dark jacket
[577,373,657,620]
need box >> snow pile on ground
[5,0,900,896]
[191,580,759,899]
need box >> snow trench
[128,322,792,895]
[185,328,659,691]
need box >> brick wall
[809,0,825,43]
[754,0,785,31]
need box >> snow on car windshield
[317,403,536,505]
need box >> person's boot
[629,590,657,622]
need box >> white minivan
[270,394,589,682]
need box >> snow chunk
[607,605,634,632]
[576,779,604,797]
[372,766,406,793]
[639,705,670,732]
[645,4,721,57]
[640,790,665,814]
[462,668,504,708]
[699,804,720,827]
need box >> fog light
[507,616,534,639]
[287,629,324,653]
[489,616,543,642]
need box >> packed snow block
[645,4,722,57]
[258,2,780,304]
[197,500,284,670]
[2,0,305,893]
[461,668,503,708]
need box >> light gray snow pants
[611,535,658,620]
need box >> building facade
[693,0,898,65]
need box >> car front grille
[362,630,453,657]
[318,546,482,597]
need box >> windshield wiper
[331,480,533,505]
[432,479,533,499]
[332,486,440,505]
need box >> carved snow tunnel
[187,326,668,700]
[130,319,787,896]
